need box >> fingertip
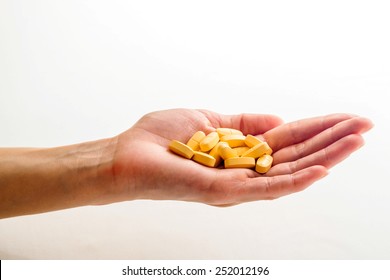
[239,114,284,135]
[298,165,328,178]
[345,133,365,150]
[249,114,284,133]
[292,165,328,191]
[269,115,284,126]
[257,114,284,133]
[358,117,374,133]
[343,115,374,134]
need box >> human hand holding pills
[0,108,374,218]
[113,108,373,206]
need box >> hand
[110,109,373,206]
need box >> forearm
[0,137,118,219]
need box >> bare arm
[0,109,373,219]
[0,139,118,218]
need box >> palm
[114,109,372,206]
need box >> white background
[0,0,389,259]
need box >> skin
[0,109,373,219]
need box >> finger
[235,165,328,202]
[263,113,356,151]
[199,110,283,135]
[266,134,364,176]
[272,117,373,164]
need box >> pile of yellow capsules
[168,128,273,173]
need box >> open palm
[112,109,372,206]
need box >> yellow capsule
[216,128,243,137]
[225,157,255,169]
[186,131,206,151]
[220,134,246,148]
[244,134,262,148]
[255,154,273,174]
[168,140,194,159]
[199,132,219,152]
[192,151,216,167]
[233,146,250,156]
[219,142,238,160]
[242,142,270,158]
[209,142,223,167]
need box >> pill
[186,131,206,151]
[220,134,246,148]
[209,142,223,167]
[192,151,216,167]
[216,128,243,137]
[225,157,255,169]
[255,154,273,174]
[244,134,262,148]
[233,146,250,156]
[241,142,269,158]
[169,140,194,159]
[200,132,220,152]
[219,142,238,160]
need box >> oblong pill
[242,142,269,158]
[219,142,238,160]
[216,128,243,137]
[233,146,250,156]
[192,151,216,167]
[209,142,223,167]
[225,157,255,168]
[200,132,219,152]
[220,134,246,147]
[245,134,262,148]
[169,140,194,159]
[186,131,206,151]
[255,154,273,173]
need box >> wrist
[66,136,121,206]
